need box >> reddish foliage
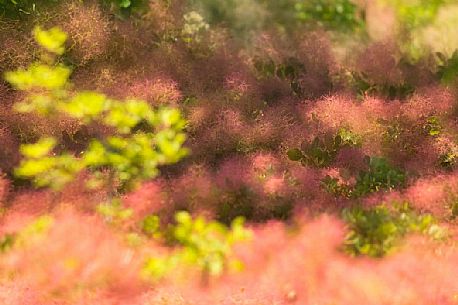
[0,208,146,304]
[3,2,458,304]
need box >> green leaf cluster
[4,27,188,191]
[106,0,146,10]
[254,57,306,96]
[350,72,415,100]
[353,157,406,196]
[343,202,446,257]
[437,50,458,85]
[294,0,365,32]
[321,175,353,198]
[439,148,458,170]
[15,138,84,190]
[141,214,161,238]
[385,0,446,30]
[0,234,15,253]
[423,116,442,137]
[33,26,67,55]
[0,215,54,253]
[322,157,406,198]
[96,199,134,224]
[287,128,361,168]
[143,211,251,283]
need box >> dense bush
[1,0,458,304]
[322,156,406,198]
[287,128,361,168]
[143,211,251,284]
[343,202,445,257]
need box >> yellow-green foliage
[141,214,161,238]
[5,26,188,191]
[383,0,458,61]
[16,138,85,190]
[96,199,134,224]
[33,26,68,55]
[385,0,446,30]
[143,211,251,282]
[295,0,365,31]
[343,202,446,257]
[0,215,54,252]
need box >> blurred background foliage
[1,0,457,67]
[343,202,446,257]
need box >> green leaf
[142,215,161,238]
[62,92,107,119]
[20,137,56,158]
[287,148,304,161]
[119,0,131,8]
[343,202,445,257]
[33,26,67,55]
[5,64,71,90]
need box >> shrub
[353,156,406,196]
[378,116,420,162]
[0,214,53,254]
[142,211,251,285]
[343,202,446,257]
[4,26,188,192]
[217,186,256,224]
[350,71,415,100]
[321,175,353,198]
[287,128,361,168]
[0,210,145,301]
[58,0,112,66]
[288,134,339,167]
[423,115,442,136]
[253,57,305,96]
[322,156,406,198]
[96,198,133,225]
[440,149,458,170]
[437,49,458,85]
[141,214,161,238]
